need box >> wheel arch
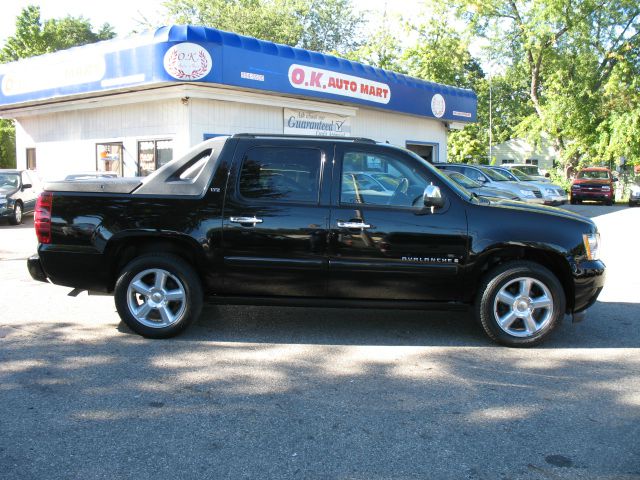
[104,233,207,292]
[470,244,575,312]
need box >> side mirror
[612,177,618,182]
[476,176,486,183]
[423,185,444,209]
[22,183,32,190]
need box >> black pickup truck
[27,134,605,346]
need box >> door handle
[230,216,263,225]
[337,221,371,229]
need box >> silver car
[489,166,567,205]
[500,164,551,183]
[438,164,544,204]
[438,169,520,201]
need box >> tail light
[35,192,53,244]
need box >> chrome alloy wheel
[14,204,22,223]
[126,268,187,328]
[493,276,554,338]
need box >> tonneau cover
[44,178,142,194]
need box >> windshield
[480,167,511,181]
[445,171,482,189]
[494,168,518,181]
[577,170,610,180]
[0,173,20,189]
[510,168,533,181]
[515,165,541,176]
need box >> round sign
[163,42,212,80]
[431,94,446,118]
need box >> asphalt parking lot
[1,204,639,480]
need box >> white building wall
[189,98,284,145]
[351,109,448,162]
[12,93,451,180]
[15,99,186,179]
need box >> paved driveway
[0,206,639,479]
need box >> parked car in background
[341,172,396,195]
[500,164,550,182]
[629,178,640,207]
[438,169,520,201]
[570,167,616,205]
[0,169,41,225]
[488,166,568,205]
[436,163,544,203]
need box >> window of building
[138,139,174,176]
[26,148,36,170]
[526,158,539,165]
[96,143,123,176]
[501,158,515,164]
[405,142,437,163]
[238,147,321,203]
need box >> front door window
[340,151,431,208]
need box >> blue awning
[0,25,477,122]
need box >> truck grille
[533,190,543,198]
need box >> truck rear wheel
[114,254,203,338]
[475,261,566,347]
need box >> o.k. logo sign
[163,43,212,80]
[430,93,446,118]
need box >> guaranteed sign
[288,64,391,104]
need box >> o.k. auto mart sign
[284,108,351,137]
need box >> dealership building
[0,25,477,179]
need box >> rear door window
[238,146,322,203]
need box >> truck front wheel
[114,254,203,338]
[475,261,566,347]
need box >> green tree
[401,10,490,163]
[162,0,363,54]
[0,5,115,62]
[0,6,115,168]
[342,23,405,71]
[455,0,640,175]
[0,121,15,169]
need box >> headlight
[519,189,535,197]
[583,233,601,260]
[543,188,556,196]
[571,185,580,189]
[601,186,610,191]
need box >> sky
[0,0,429,43]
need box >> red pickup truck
[570,167,616,205]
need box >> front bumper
[543,194,568,205]
[0,205,13,218]
[523,197,545,204]
[571,259,606,313]
[571,189,613,201]
[27,254,49,283]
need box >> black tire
[569,198,576,205]
[114,253,203,338]
[475,261,566,347]
[9,202,23,225]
